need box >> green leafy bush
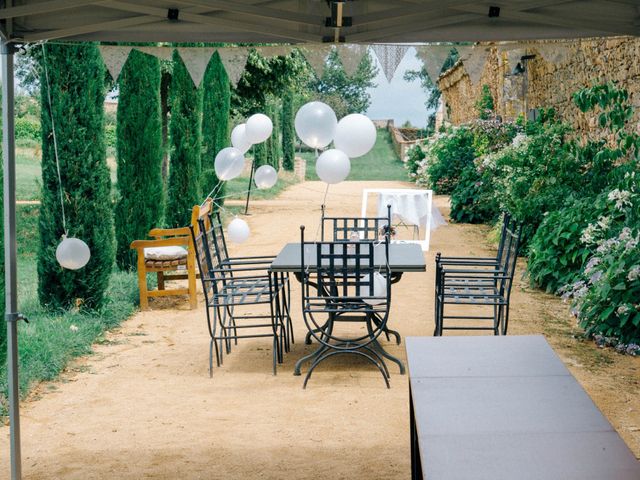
[405,143,425,179]
[449,120,517,223]
[527,198,599,293]
[15,117,41,140]
[561,170,640,346]
[422,126,476,194]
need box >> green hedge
[15,118,41,141]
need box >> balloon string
[41,42,68,238]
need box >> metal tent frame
[1,1,639,478]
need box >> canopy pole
[2,39,23,480]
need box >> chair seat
[145,257,188,269]
[209,276,286,306]
[440,285,507,305]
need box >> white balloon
[214,147,245,181]
[245,113,273,144]
[56,236,91,270]
[227,217,250,244]
[231,124,252,154]
[254,165,278,189]
[295,101,338,149]
[333,113,377,158]
[316,149,351,184]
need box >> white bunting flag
[218,48,249,87]
[135,46,174,62]
[301,45,333,77]
[338,44,369,76]
[457,45,490,86]
[177,47,216,88]
[98,46,132,81]
[415,45,454,84]
[371,44,409,83]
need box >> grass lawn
[302,129,408,182]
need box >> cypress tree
[166,50,202,227]
[265,103,279,169]
[114,50,163,270]
[281,90,295,171]
[201,52,229,203]
[38,44,114,309]
[253,141,267,168]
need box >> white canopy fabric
[0,0,638,45]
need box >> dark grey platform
[270,242,426,273]
[406,335,640,479]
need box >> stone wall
[438,37,640,135]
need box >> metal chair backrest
[300,226,391,310]
[495,212,513,266]
[321,204,392,242]
[497,219,522,301]
[190,220,218,302]
[205,211,231,267]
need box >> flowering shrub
[421,126,476,194]
[527,198,599,293]
[560,170,640,348]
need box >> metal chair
[191,215,288,376]
[434,216,522,336]
[207,211,293,349]
[298,225,393,388]
[318,204,401,346]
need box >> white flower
[628,266,640,282]
[70,324,79,332]
[584,257,601,275]
[511,133,528,148]
[617,305,630,316]
[607,189,632,210]
[580,223,598,245]
[597,216,611,230]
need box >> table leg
[410,385,423,479]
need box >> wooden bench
[406,335,640,479]
[130,199,212,310]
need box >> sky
[366,47,432,128]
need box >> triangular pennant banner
[98,46,132,81]
[415,45,453,84]
[218,48,249,87]
[457,45,490,86]
[135,46,174,61]
[535,43,570,65]
[371,44,409,83]
[177,47,216,87]
[301,45,332,77]
[256,46,292,59]
[338,44,368,76]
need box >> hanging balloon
[316,149,351,184]
[245,113,273,144]
[333,113,377,158]
[294,101,338,149]
[56,236,91,270]
[231,123,252,154]
[227,217,250,244]
[214,147,245,181]
[254,165,278,189]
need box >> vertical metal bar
[2,39,22,480]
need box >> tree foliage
[281,88,295,171]
[201,51,230,202]
[114,50,164,270]
[38,43,115,309]
[232,49,311,117]
[309,49,378,118]
[166,50,202,227]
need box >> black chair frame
[434,215,522,336]
[191,215,288,376]
[298,225,393,388]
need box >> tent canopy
[0,0,638,45]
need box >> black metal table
[271,242,426,376]
[406,335,640,479]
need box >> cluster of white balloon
[294,101,377,184]
[215,113,280,244]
